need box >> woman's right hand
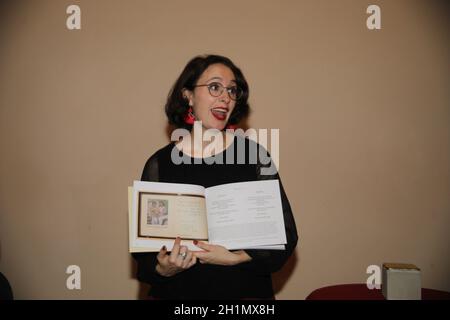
[155,237,197,277]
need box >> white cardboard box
[382,263,421,300]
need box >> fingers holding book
[155,237,197,277]
[193,240,252,266]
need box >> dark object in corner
[0,272,13,300]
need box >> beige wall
[0,0,449,299]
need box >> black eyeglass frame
[193,82,243,101]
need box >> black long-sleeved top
[132,135,298,299]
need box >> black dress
[132,135,298,299]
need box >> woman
[133,54,298,299]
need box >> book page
[138,193,208,240]
[130,181,209,252]
[205,180,287,250]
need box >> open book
[128,180,287,252]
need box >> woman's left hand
[193,241,252,266]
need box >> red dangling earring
[225,124,238,130]
[184,107,195,125]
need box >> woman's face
[185,63,237,131]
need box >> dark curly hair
[165,54,250,130]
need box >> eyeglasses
[193,82,243,101]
